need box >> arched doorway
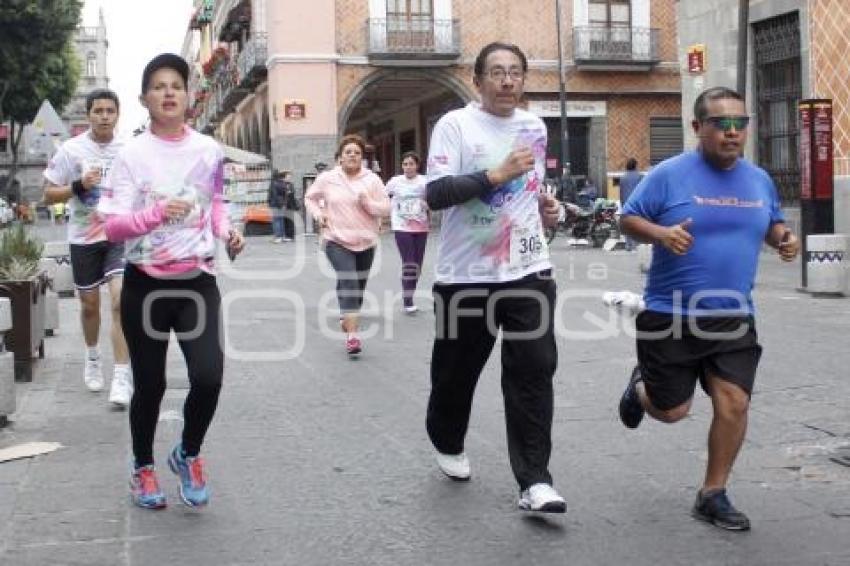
[339,69,471,181]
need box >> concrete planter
[0,351,13,427]
[0,272,48,382]
[40,241,74,297]
[0,298,13,426]
[44,290,59,336]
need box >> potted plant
[0,224,47,382]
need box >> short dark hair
[693,86,745,122]
[85,89,119,114]
[401,151,421,165]
[625,158,637,171]
[337,134,366,156]
[474,42,528,77]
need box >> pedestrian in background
[385,151,429,314]
[304,134,390,357]
[98,53,244,510]
[618,157,642,251]
[268,169,287,243]
[42,88,132,407]
[618,86,800,531]
[424,42,564,513]
[281,170,298,241]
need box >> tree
[0,0,82,198]
[3,44,81,201]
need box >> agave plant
[0,224,43,280]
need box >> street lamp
[555,0,571,191]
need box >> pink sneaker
[345,335,362,356]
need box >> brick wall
[810,0,850,176]
[607,95,682,171]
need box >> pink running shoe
[346,335,362,356]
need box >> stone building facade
[678,0,850,234]
[0,10,110,204]
[187,0,682,198]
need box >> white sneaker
[108,366,133,407]
[602,291,646,317]
[404,305,418,315]
[435,450,471,481]
[84,357,104,392]
[272,237,283,244]
[518,483,567,513]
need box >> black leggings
[121,264,223,466]
[324,240,375,314]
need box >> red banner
[0,124,8,139]
[799,103,811,199]
[798,99,833,201]
[813,102,833,200]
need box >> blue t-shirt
[622,151,784,316]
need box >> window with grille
[588,0,632,58]
[649,117,683,165]
[386,0,434,50]
[754,11,801,204]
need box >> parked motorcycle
[545,196,620,247]
[588,199,620,248]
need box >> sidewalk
[1,231,849,565]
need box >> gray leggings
[324,240,375,314]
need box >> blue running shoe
[168,444,210,507]
[129,464,167,509]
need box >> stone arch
[337,68,474,135]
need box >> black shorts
[69,241,126,290]
[635,310,763,411]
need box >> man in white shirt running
[425,42,564,513]
[43,89,132,407]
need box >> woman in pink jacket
[305,134,390,356]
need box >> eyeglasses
[704,115,750,132]
[485,67,525,82]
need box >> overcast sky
[82,1,194,136]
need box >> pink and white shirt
[304,166,391,252]
[97,128,230,277]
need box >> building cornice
[266,53,341,67]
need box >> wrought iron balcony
[237,33,268,88]
[218,58,249,115]
[367,17,460,64]
[573,26,660,70]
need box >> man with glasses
[424,42,564,513]
[617,86,800,530]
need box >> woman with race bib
[385,151,430,314]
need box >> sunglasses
[704,115,750,132]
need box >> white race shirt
[385,174,429,232]
[426,102,551,284]
[43,131,125,244]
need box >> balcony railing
[367,17,460,62]
[573,26,660,69]
[237,33,268,88]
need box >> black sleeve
[426,171,494,210]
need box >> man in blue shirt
[617,87,800,531]
[618,158,642,250]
